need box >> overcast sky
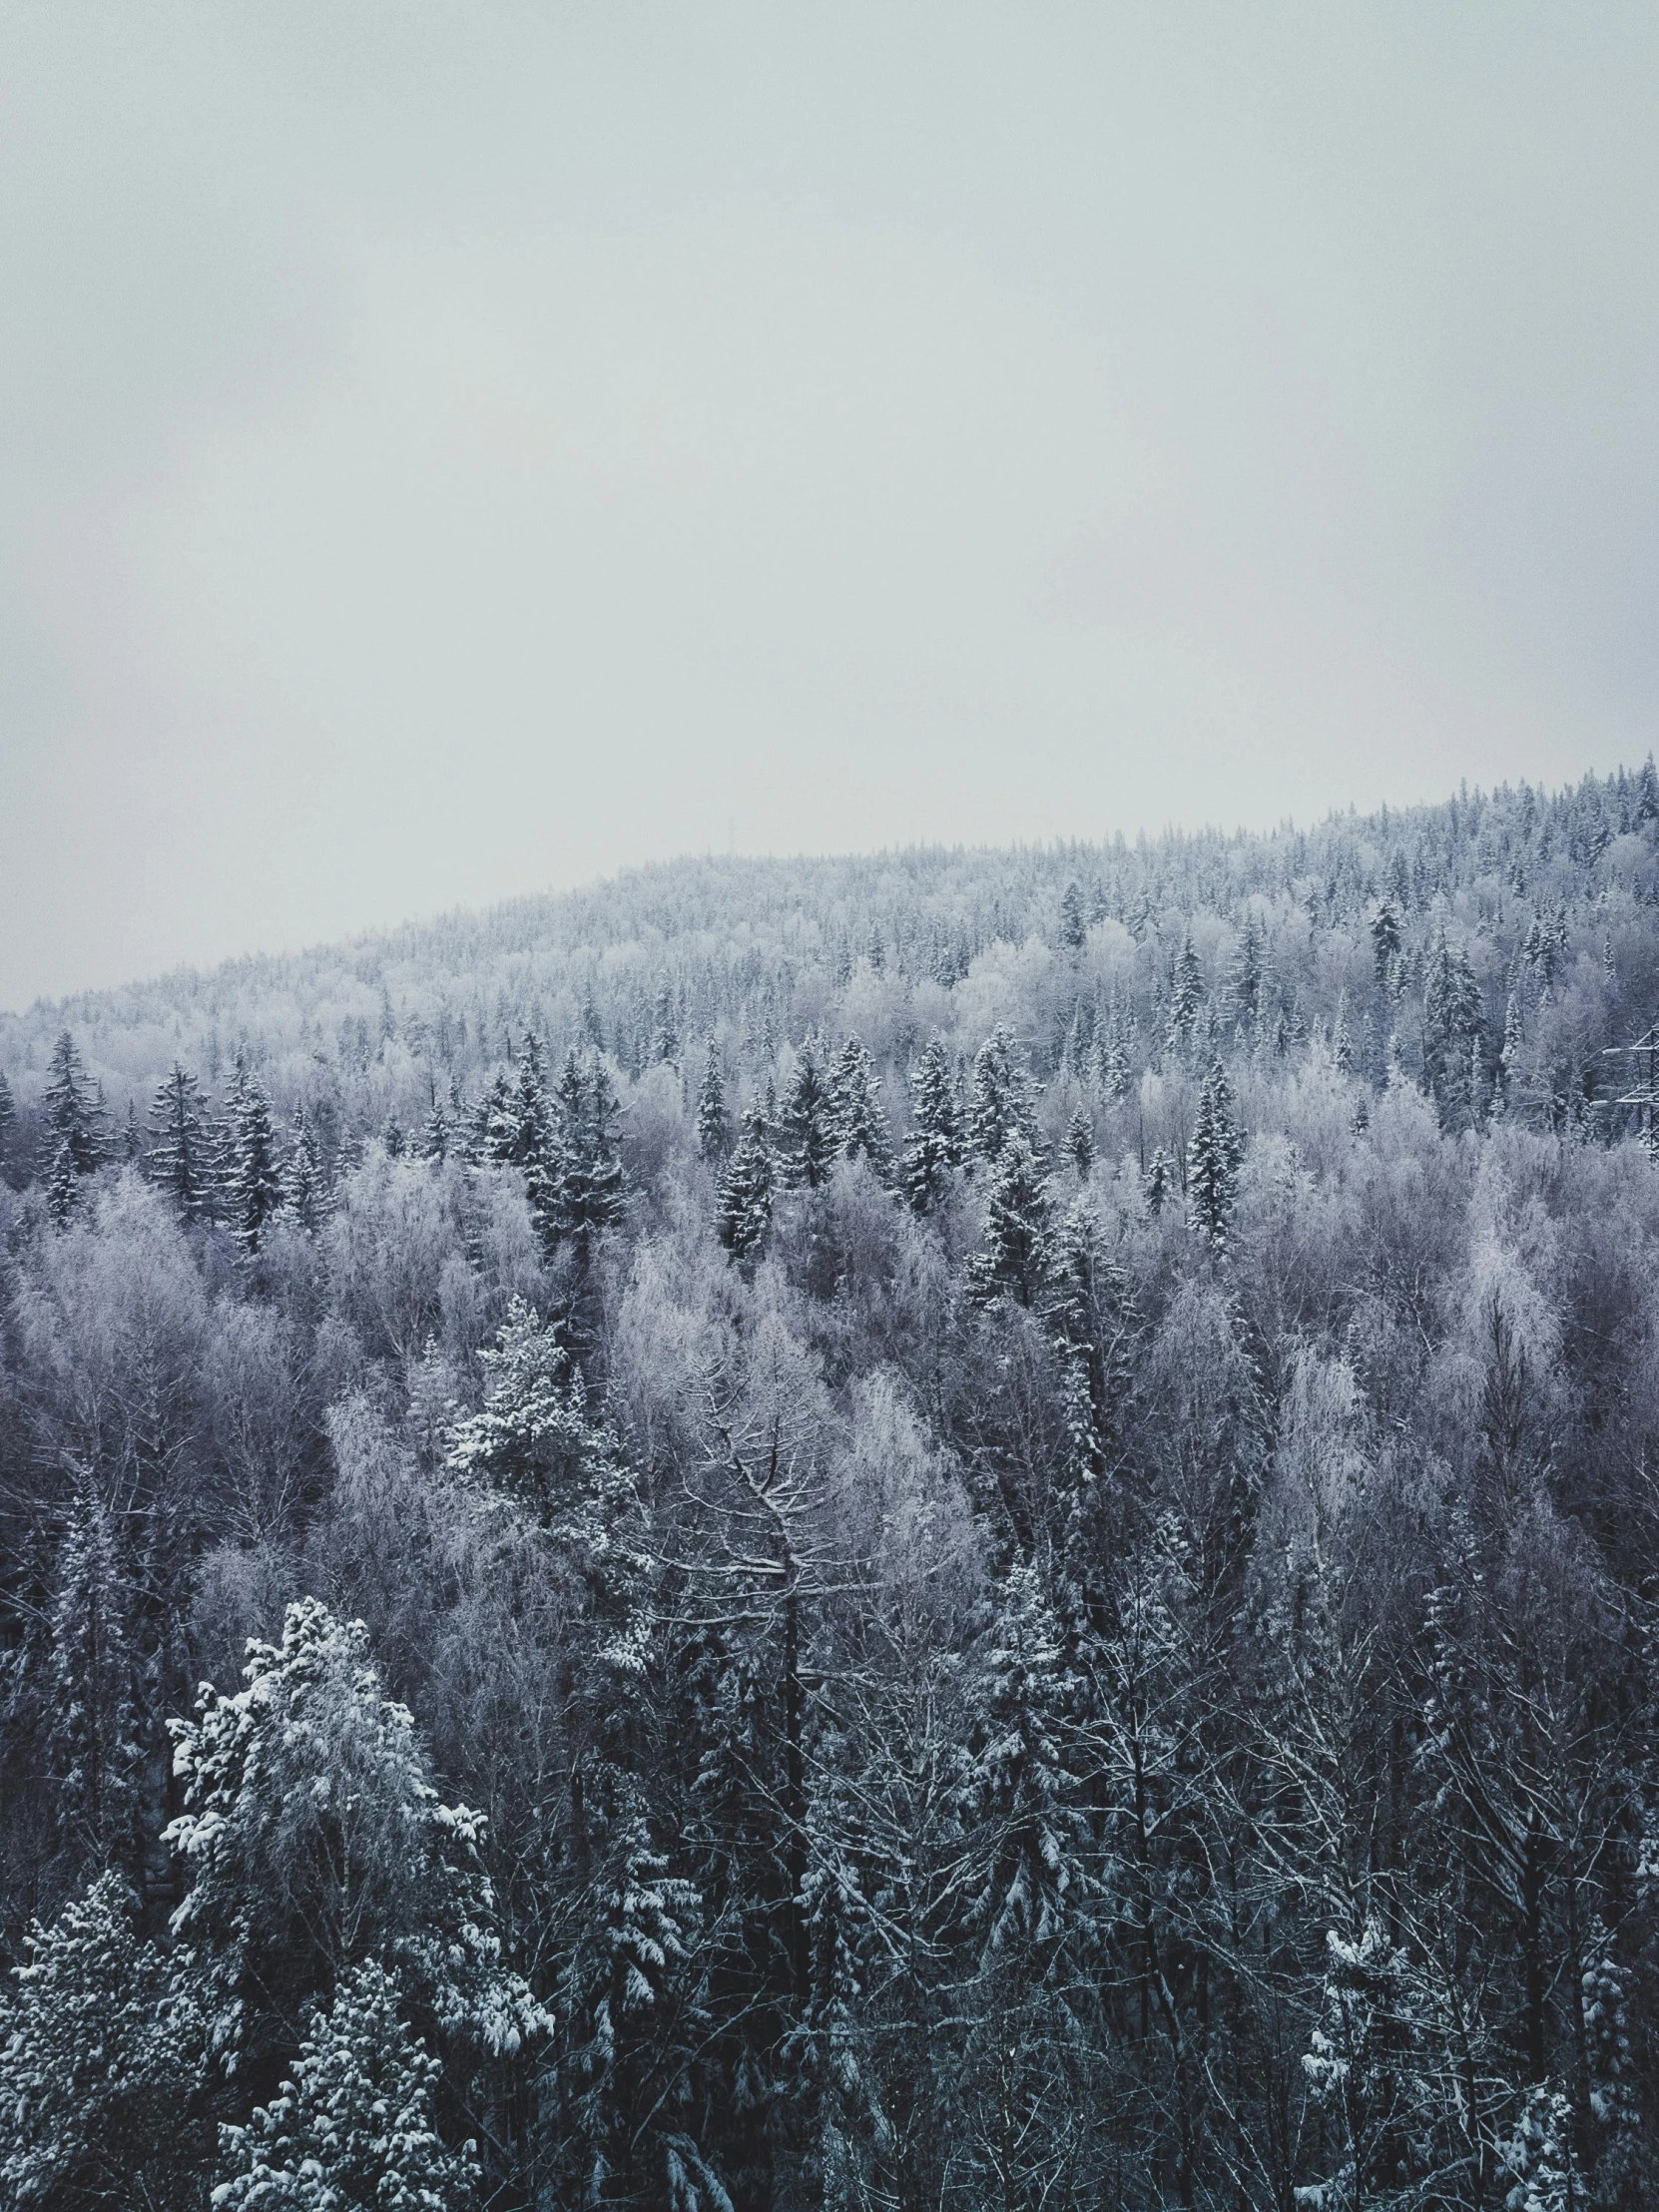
[3,5,1658,1008]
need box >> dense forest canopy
[3,768,1659,2208]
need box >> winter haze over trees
[6,775,1659,2206]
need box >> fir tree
[1187,1056,1243,1253]
[166,1598,546,2071]
[902,1039,963,1213]
[46,1138,81,1230]
[284,1105,330,1233]
[0,1065,14,1157]
[49,1486,145,1877]
[1064,1106,1093,1178]
[967,1026,1038,1166]
[830,1034,891,1177]
[225,1059,284,1254]
[696,1043,730,1162]
[1166,932,1204,1055]
[718,1106,775,1262]
[0,1873,209,2210]
[121,1098,142,1163]
[965,1132,1051,1310]
[1422,926,1484,1132]
[568,1817,728,2212]
[1045,1193,1137,1494]
[548,1050,626,1264]
[1058,880,1087,955]
[148,1061,208,1224]
[216,1958,478,2212]
[43,1029,105,1176]
[778,1039,838,1190]
[1371,899,1401,986]
[651,981,681,1067]
[1144,1144,1175,1216]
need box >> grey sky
[3,5,1658,1009]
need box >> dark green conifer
[1187,1056,1244,1253]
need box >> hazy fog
[4,4,1658,1008]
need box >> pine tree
[1058,880,1087,955]
[568,1817,728,2212]
[0,1873,209,2210]
[967,1026,1038,1166]
[965,1132,1051,1310]
[0,1065,14,1158]
[225,1060,284,1254]
[902,1039,962,1213]
[49,1486,145,1876]
[1144,1145,1175,1216]
[121,1098,142,1163]
[718,1107,775,1262]
[166,1598,546,2070]
[1166,932,1204,1055]
[1187,1056,1244,1253]
[1045,1194,1137,1494]
[778,1039,838,1190]
[214,1954,473,2212]
[420,1092,453,1163]
[548,1050,626,1264]
[43,1029,105,1176]
[46,1137,81,1230]
[1064,1106,1093,1178]
[148,1062,208,1223]
[651,981,681,1067]
[830,1035,891,1178]
[696,1044,730,1161]
[1371,899,1401,986]
[447,1296,630,1553]
[284,1105,330,1233]
[958,1564,1087,1974]
[786,1827,886,2211]
[1228,911,1266,1035]
[217,1958,478,2212]
[1422,926,1484,1132]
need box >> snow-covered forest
[4,769,1659,2207]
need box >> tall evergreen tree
[902,1039,963,1213]
[1166,932,1205,1055]
[718,1106,775,1262]
[778,1039,838,1191]
[217,1958,479,2212]
[49,1486,145,1878]
[965,1133,1051,1310]
[548,1050,626,1264]
[967,1027,1038,1166]
[147,1061,208,1224]
[1422,926,1484,1132]
[1187,1055,1244,1253]
[284,1105,330,1234]
[830,1035,891,1178]
[696,1044,730,1162]
[225,1059,284,1254]
[43,1029,106,1176]
[0,1064,15,1157]
[1059,880,1087,955]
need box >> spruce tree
[965,1132,1051,1309]
[0,1873,209,2210]
[902,1039,962,1213]
[43,1029,105,1176]
[1058,880,1087,955]
[0,1065,14,1157]
[718,1106,776,1262]
[285,1105,330,1234]
[1165,932,1204,1055]
[217,1958,478,2212]
[778,1039,838,1190]
[225,1059,284,1254]
[568,1817,726,2212]
[1422,926,1484,1132]
[148,1061,208,1223]
[696,1043,730,1162]
[1371,899,1401,986]
[1187,1055,1244,1254]
[48,1486,145,1877]
[1064,1106,1093,1178]
[549,1050,626,1264]
[830,1034,891,1178]
[966,1027,1038,1166]
[1144,1144,1176,1216]
[46,1138,81,1230]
